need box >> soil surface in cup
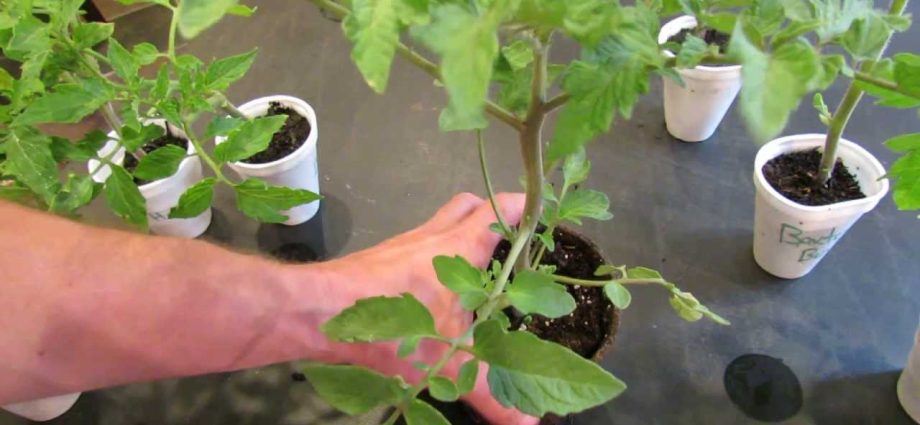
[762,148,866,206]
[242,101,311,164]
[123,132,189,186]
[391,227,615,425]
[668,26,731,55]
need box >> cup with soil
[216,95,320,226]
[87,120,212,238]
[393,226,620,425]
[658,15,741,142]
[752,134,889,278]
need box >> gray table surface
[3,1,920,424]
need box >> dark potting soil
[762,148,866,206]
[123,132,188,186]
[497,227,615,358]
[395,227,615,425]
[668,27,731,54]
[242,101,311,164]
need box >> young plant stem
[816,0,909,184]
[477,130,512,239]
[516,38,549,271]
[178,121,234,185]
[308,0,524,131]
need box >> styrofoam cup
[216,95,320,226]
[752,134,889,279]
[658,15,742,142]
[900,317,920,423]
[87,121,212,238]
[2,392,80,421]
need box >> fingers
[461,193,527,230]
[421,192,485,233]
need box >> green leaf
[839,15,891,60]
[428,376,460,402]
[414,4,502,130]
[889,150,920,210]
[72,22,113,49]
[813,92,832,125]
[104,165,147,229]
[205,116,245,138]
[50,174,95,214]
[432,255,490,311]
[5,16,50,60]
[699,12,737,34]
[473,320,627,417]
[603,283,632,309]
[562,147,590,186]
[153,66,170,99]
[810,0,872,42]
[119,125,165,153]
[302,364,404,415]
[132,42,159,65]
[885,133,920,153]
[0,68,12,92]
[772,20,822,47]
[397,335,422,358]
[107,38,138,83]
[675,34,709,68]
[548,30,657,160]
[729,28,820,142]
[342,0,400,93]
[626,266,663,279]
[894,53,920,98]
[405,399,450,425]
[178,0,239,39]
[5,130,59,203]
[501,39,534,71]
[169,177,216,218]
[205,49,257,90]
[214,115,286,163]
[15,80,113,126]
[506,270,576,318]
[558,189,613,225]
[813,54,845,91]
[227,4,257,16]
[669,293,704,321]
[668,288,731,324]
[132,145,187,181]
[457,360,479,396]
[535,230,556,252]
[321,293,438,342]
[779,0,813,21]
[233,178,321,223]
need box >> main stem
[516,39,549,271]
[816,0,909,184]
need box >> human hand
[322,192,538,425]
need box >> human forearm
[0,202,370,404]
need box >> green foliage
[233,178,321,223]
[205,49,258,90]
[169,177,216,218]
[474,320,627,416]
[103,165,147,228]
[132,145,187,181]
[214,115,287,162]
[405,399,451,425]
[506,270,576,318]
[177,0,241,39]
[302,364,406,415]
[342,0,402,93]
[886,133,920,210]
[603,283,632,309]
[414,4,503,130]
[456,360,479,395]
[428,376,460,402]
[322,293,438,342]
[729,26,819,142]
[432,255,490,310]
[15,80,113,126]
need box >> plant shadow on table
[804,370,914,425]
[256,193,351,263]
